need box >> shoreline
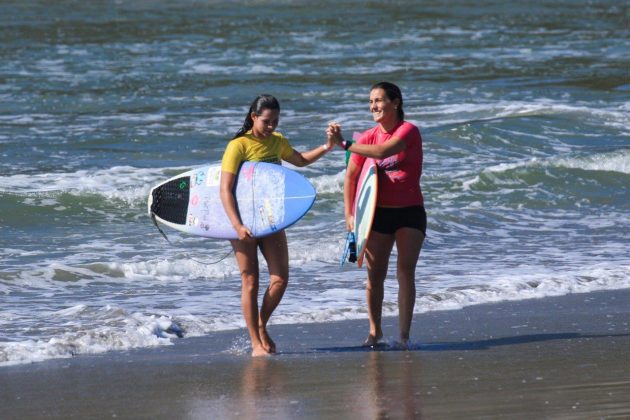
[2,289,630,418]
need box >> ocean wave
[309,170,345,194]
[180,60,306,76]
[461,149,630,192]
[0,165,189,207]
[0,164,345,211]
[554,150,630,174]
[0,254,239,289]
[107,257,237,281]
[419,100,629,131]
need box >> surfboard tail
[150,176,190,225]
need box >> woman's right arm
[344,160,361,232]
[328,122,406,159]
[220,170,252,240]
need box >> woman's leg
[230,238,268,357]
[394,228,424,347]
[364,231,395,345]
[258,230,289,353]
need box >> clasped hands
[326,122,345,147]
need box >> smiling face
[251,108,279,139]
[369,88,400,126]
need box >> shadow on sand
[309,332,630,353]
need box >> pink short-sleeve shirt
[350,121,424,207]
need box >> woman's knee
[241,271,259,291]
[396,252,419,279]
[366,274,385,292]
[397,261,416,275]
[269,274,288,290]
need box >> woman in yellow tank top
[220,94,334,357]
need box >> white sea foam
[96,113,167,123]
[0,307,184,366]
[416,263,630,315]
[554,150,630,174]
[0,164,344,207]
[108,257,238,281]
[2,254,628,367]
[417,100,630,131]
[34,59,71,78]
[462,150,630,190]
[180,60,304,76]
[0,165,189,206]
[0,114,57,125]
[309,170,345,194]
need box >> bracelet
[321,144,330,152]
[341,140,351,150]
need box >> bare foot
[397,333,410,350]
[259,326,276,353]
[396,339,410,350]
[251,344,271,357]
[363,332,383,347]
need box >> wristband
[341,140,351,150]
[321,144,330,152]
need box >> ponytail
[371,81,404,121]
[232,94,280,139]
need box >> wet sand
[2,289,630,419]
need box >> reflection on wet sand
[238,357,291,418]
[363,351,425,419]
[185,347,426,417]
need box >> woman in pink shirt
[328,82,426,348]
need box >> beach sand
[2,289,630,419]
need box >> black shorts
[371,206,427,236]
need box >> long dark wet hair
[232,94,280,139]
[371,81,404,121]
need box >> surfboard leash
[151,212,172,243]
[150,211,234,265]
[187,249,234,265]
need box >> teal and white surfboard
[353,158,378,267]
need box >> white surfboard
[148,161,316,239]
